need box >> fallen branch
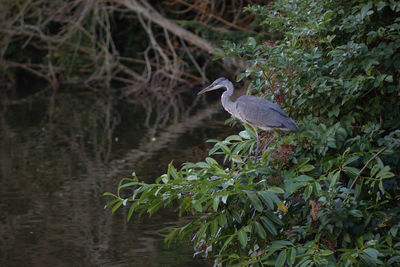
[118,0,216,54]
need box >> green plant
[105,0,400,265]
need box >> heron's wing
[234,95,298,130]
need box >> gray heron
[198,77,298,153]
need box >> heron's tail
[285,118,299,131]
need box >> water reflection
[0,89,235,266]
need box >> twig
[349,146,388,191]
[342,146,388,206]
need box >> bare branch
[119,0,216,53]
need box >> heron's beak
[197,85,218,95]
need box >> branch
[118,0,216,54]
[342,146,388,206]
[349,146,388,191]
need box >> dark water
[0,89,235,266]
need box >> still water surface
[0,89,235,266]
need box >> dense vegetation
[0,0,256,93]
[106,0,400,266]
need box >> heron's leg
[262,130,278,152]
[252,126,261,157]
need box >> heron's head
[198,77,231,95]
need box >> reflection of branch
[108,100,223,176]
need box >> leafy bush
[105,0,400,266]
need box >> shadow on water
[0,87,237,266]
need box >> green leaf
[363,247,379,259]
[275,249,287,267]
[386,235,393,246]
[378,181,385,194]
[328,105,340,117]
[288,247,296,265]
[161,175,169,184]
[231,210,242,223]
[167,162,179,180]
[194,162,210,168]
[384,75,393,83]
[237,73,246,82]
[220,235,234,254]
[239,130,251,139]
[360,3,373,20]
[370,164,380,177]
[246,36,257,48]
[299,164,315,173]
[244,124,258,140]
[258,191,274,209]
[225,135,243,142]
[206,157,220,168]
[266,240,292,257]
[267,186,285,194]
[254,221,266,239]
[119,182,137,189]
[297,157,310,167]
[243,225,252,233]
[218,214,227,227]
[284,179,311,197]
[127,203,135,221]
[344,156,360,166]
[111,200,123,214]
[210,219,218,236]
[377,166,394,179]
[147,200,163,216]
[293,175,314,182]
[260,216,278,236]
[343,166,360,177]
[221,195,228,204]
[193,201,203,212]
[164,228,179,247]
[298,259,312,267]
[303,184,313,200]
[213,196,220,212]
[195,224,209,244]
[103,192,118,198]
[329,170,341,190]
[388,256,400,265]
[264,211,284,226]
[349,209,363,218]
[238,229,248,247]
[104,198,121,209]
[231,154,244,163]
[262,149,271,162]
[327,34,336,42]
[246,191,264,212]
[319,249,334,256]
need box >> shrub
[105,0,400,265]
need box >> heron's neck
[221,86,235,115]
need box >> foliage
[105,0,400,266]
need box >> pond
[0,87,237,266]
